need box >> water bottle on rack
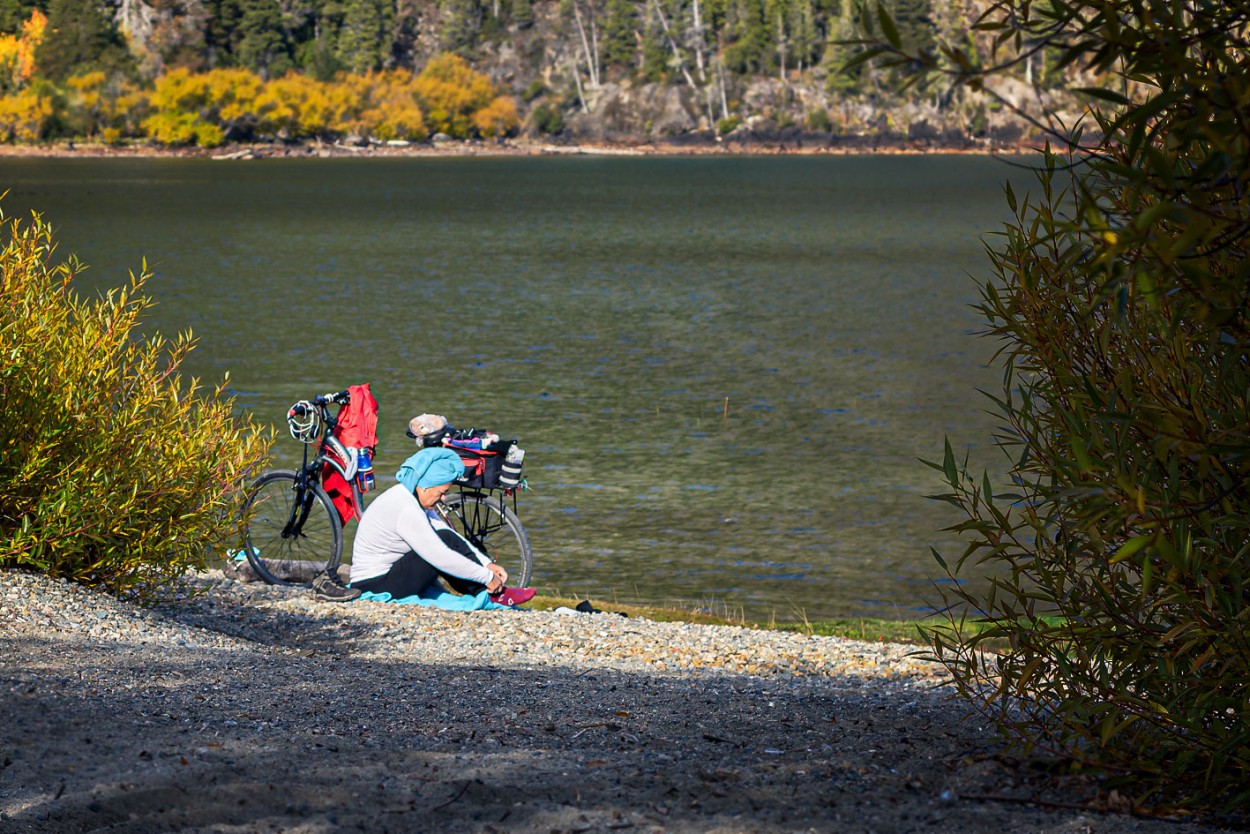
[356,448,375,492]
[500,443,525,488]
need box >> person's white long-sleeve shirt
[349,484,493,585]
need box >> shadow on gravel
[151,596,385,653]
[3,636,1228,834]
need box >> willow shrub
[0,210,272,597]
[854,0,1250,815]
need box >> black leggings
[350,531,490,599]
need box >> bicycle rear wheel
[442,492,533,588]
[242,470,343,585]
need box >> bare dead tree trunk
[691,0,707,83]
[651,0,698,90]
[716,50,729,120]
[571,0,601,88]
[650,0,713,127]
[590,12,600,84]
[777,14,786,80]
[571,55,590,112]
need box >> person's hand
[486,563,508,593]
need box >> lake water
[0,154,1022,621]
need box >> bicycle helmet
[406,413,449,447]
[287,400,323,443]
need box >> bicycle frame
[285,395,364,535]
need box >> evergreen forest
[0,0,1075,146]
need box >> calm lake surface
[1,154,1023,621]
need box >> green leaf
[839,45,890,72]
[1074,86,1131,105]
[877,5,902,49]
[1111,534,1152,563]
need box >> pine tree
[336,0,394,73]
[205,0,244,66]
[235,0,291,77]
[788,0,818,72]
[599,0,636,71]
[512,0,533,29]
[0,0,38,33]
[723,0,769,75]
[33,0,134,83]
[640,9,668,82]
[439,0,480,58]
[887,0,932,53]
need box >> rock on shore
[0,569,1234,833]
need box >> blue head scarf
[396,447,464,492]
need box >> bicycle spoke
[242,471,343,584]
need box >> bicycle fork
[281,468,318,539]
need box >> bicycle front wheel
[242,470,343,585]
[443,492,533,588]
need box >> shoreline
[0,135,1036,160]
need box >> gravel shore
[0,568,1234,833]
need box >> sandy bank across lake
[0,135,1029,161]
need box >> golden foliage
[413,54,499,138]
[0,87,51,142]
[338,71,428,142]
[257,72,355,139]
[473,95,519,138]
[0,209,273,596]
[65,72,146,141]
[142,67,267,146]
[0,9,46,92]
[0,56,516,145]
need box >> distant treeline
[0,0,935,84]
[0,0,1072,143]
[0,23,516,145]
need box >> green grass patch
[528,593,996,646]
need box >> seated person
[349,447,535,607]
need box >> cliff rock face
[566,83,703,139]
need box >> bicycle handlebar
[312,390,351,406]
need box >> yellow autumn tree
[65,71,146,142]
[143,67,264,146]
[257,72,355,140]
[413,54,516,139]
[339,71,427,142]
[143,68,217,145]
[0,9,46,93]
[472,95,519,138]
[0,87,51,141]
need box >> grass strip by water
[527,593,985,647]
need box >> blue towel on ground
[355,588,515,611]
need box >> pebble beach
[0,568,1235,833]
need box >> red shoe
[489,586,536,607]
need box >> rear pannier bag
[454,450,502,489]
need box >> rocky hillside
[17,0,1058,145]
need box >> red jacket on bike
[323,382,379,523]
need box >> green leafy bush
[520,79,546,103]
[0,209,272,597]
[531,103,563,135]
[857,0,1250,815]
[715,115,740,135]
